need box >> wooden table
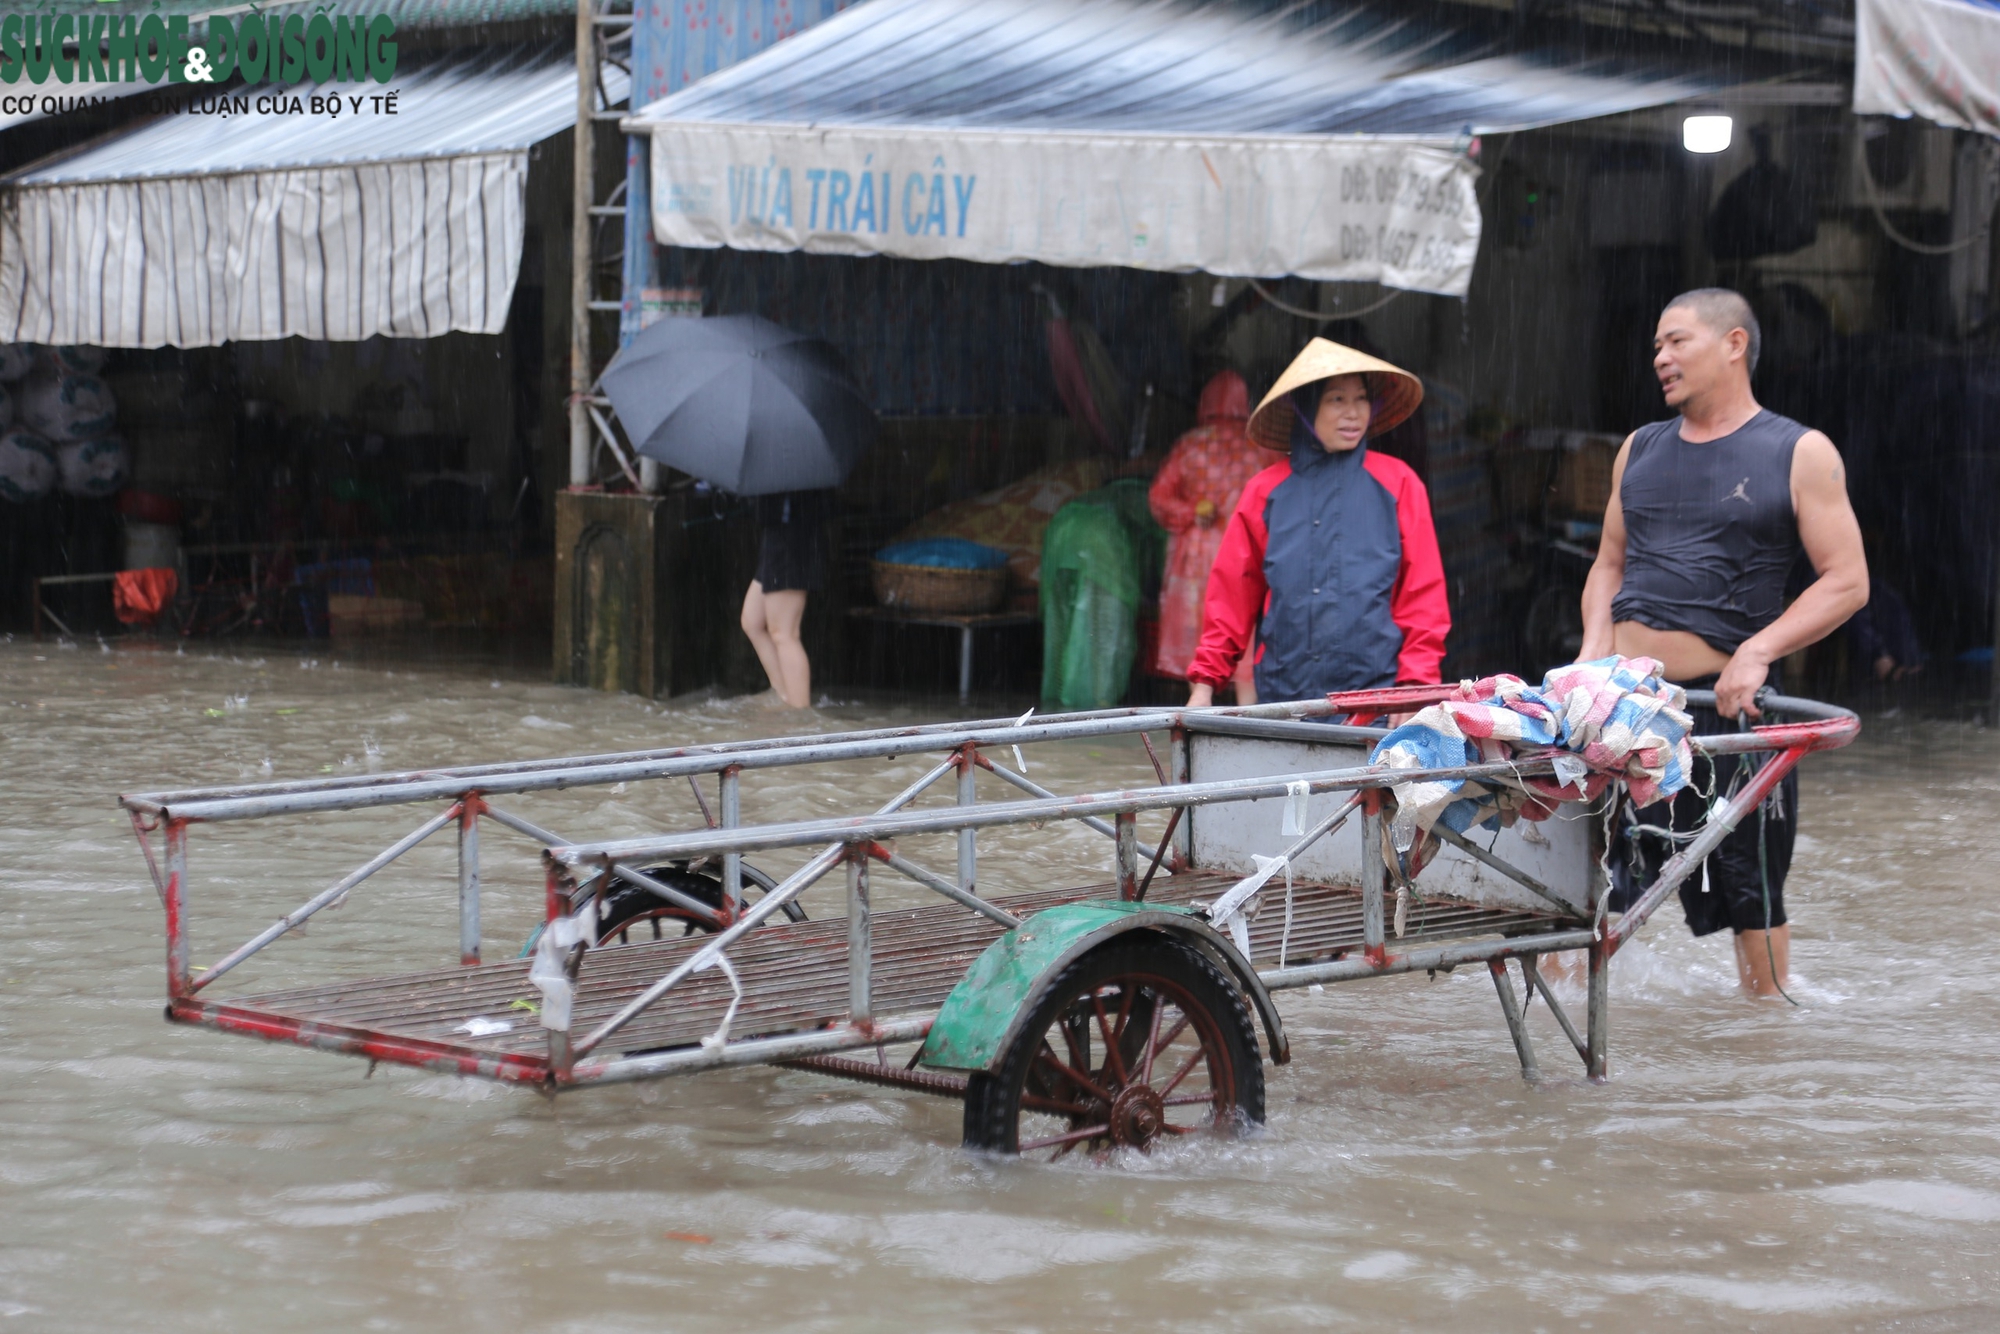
[847,606,1041,703]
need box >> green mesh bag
[1039,479,1166,711]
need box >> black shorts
[755,520,823,593]
[1607,702,1797,937]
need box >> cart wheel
[961,938,1264,1159]
[594,863,806,945]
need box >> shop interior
[5,99,1995,710]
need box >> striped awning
[0,52,627,348]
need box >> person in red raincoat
[1148,370,1265,699]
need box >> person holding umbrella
[1185,339,1449,707]
[742,488,834,708]
[600,315,877,709]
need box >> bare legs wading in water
[740,581,811,709]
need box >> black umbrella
[599,314,876,496]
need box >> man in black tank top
[1578,288,1868,998]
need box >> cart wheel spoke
[1109,983,1138,1051]
[1033,1050,1116,1106]
[1161,1092,1218,1108]
[1020,1124,1112,1154]
[1158,1042,1207,1099]
[1020,1094,1096,1117]
[1148,1011,1192,1067]
[1061,1014,1092,1080]
[1138,1001,1164,1085]
[1091,990,1130,1087]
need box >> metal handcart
[121,685,1856,1159]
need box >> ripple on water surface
[2,641,1998,1331]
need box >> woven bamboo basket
[871,560,1009,615]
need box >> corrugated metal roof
[42,0,576,31]
[630,0,1720,138]
[17,51,628,184]
[632,0,857,102]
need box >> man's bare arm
[1576,435,1634,661]
[1713,431,1869,717]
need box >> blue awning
[622,0,1733,293]
[628,0,1719,139]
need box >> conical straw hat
[1247,338,1424,451]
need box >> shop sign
[647,124,1481,296]
[0,11,397,87]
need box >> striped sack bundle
[1369,655,1694,846]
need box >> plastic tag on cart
[1207,852,1287,929]
[527,910,594,1031]
[527,933,573,1031]
[1281,780,1310,835]
[1226,911,1252,957]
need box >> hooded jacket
[1147,371,1264,678]
[1187,419,1449,699]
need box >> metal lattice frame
[122,687,1857,1091]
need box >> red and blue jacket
[1187,439,1449,698]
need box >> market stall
[615,0,1727,702]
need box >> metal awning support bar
[125,709,1151,808]
[128,809,166,906]
[574,842,844,1057]
[568,757,959,1059]
[977,753,1118,839]
[847,846,871,1021]
[573,1015,934,1086]
[556,756,1558,869]
[1605,743,1808,949]
[1203,794,1360,925]
[190,804,460,993]
[124,702,1371,822]
[479,802,567,847]
[1519,954,1589,1063]
[720,768,743,908]
[1489,957,1538,1077]
[482,801,724,927]
[1427,821,1577,915]
[120,691,1855,820]
[871,846,1021,929]
[1258,928,1599,990]
[1115,811,1138,900]
[955,746,977,896]
[612,864,725,926]
[1361,807,1387,955]
[458,798,482,966]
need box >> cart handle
[1319,685,1859,755]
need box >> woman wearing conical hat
[1185,339,1450,706]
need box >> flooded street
[3,639,1998,1332]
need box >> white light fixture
[1683,115,1732,154]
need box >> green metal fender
[917,899,1290,1074]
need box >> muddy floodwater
[2,639,1997,1331]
